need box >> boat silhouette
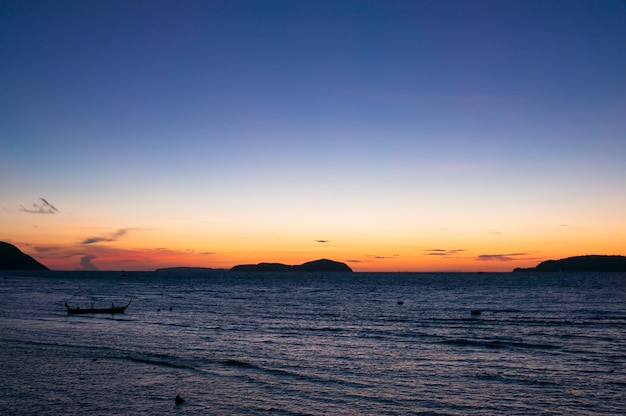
[65,301,131,314]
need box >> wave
[224,358,256,368]
[476,372,558,386]
[125,354,192,369]
[221,358,369,389]
[441,338,560,350]
[303,326,344,332]
[2,337,197,372]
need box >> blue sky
[1,0,625,271]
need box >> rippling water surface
[1,271,625,415]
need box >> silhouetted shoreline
[3,241,625,274]
[231,259,352,273]
[0,242,48,270]
[514,255,626,272]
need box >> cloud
[80,255,99,270]
[27,243,216,271]
[20,197,59,214]
[81,228,133,244]
[476,253,529,262]
[560,224,585,230]
[315,240,330,243]
[367,254,400,259]
[426,249,465,257]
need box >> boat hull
[65,301,130,314]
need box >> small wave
[442,338,560,350]
[476,372,558,386]
[222,359,368,389]
[492,308,521,313]
[125,354,191,369]
[304,326,343,332]
[224,359,257,369]
[382,317,411,323]
[588,315,626,322]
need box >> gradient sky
[2,0,625,271]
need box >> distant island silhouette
[514,255,626,272]
[155,266,227,273]
[231,259,352,272]
[0,242,49,270]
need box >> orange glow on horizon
[6,219,625,272]
[19,241,614,272]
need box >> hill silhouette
[0,242,49,270]
[155,266,227,273]
[231,259,352,272]
[514,255,626,272]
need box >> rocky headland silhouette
[514,255,626,272]
[0,242,49,270]
[231,259,352,272]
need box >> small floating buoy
[397,301,404,305]
[157,308,161,312]
[470,310,482,316]
[169,307,173,311]
[175,395,185,404]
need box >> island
[0,241,49,270]
[155,266,227,273]
[231,259,352,273]
[514,255,626,273]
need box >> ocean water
[0,271,625,415]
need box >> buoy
[175,395,185,404]
[397,301,404,305]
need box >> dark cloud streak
[476,253,529,262]
[20,197,59,214]
[81,228,134,245]
[426,249,465,257]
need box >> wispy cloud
[367,254,400,259]
[476,253,529,262]
[81,228,135,244]
[20,197,59,214]
[560,224,585,230]
[426,249,465,257]
[315,240,330,244]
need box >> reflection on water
[1,271,625,415]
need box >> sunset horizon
[3,236,624,273]
[2,1,625,273]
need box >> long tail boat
[65,301,131,314]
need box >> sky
[1,0,625,272]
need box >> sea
[0,270,624,415]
